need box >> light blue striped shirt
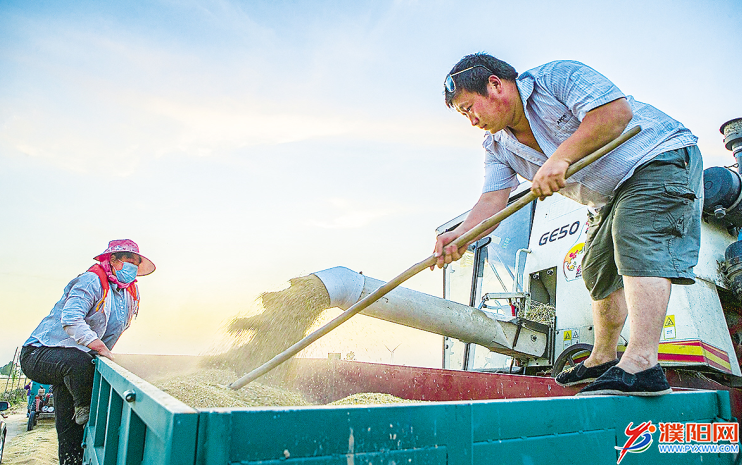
[25,271,131,351]
[483,60,698,208]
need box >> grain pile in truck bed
[152,369,417,408]
[152,368,310,408]
[330,393,415,405]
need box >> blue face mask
[115,262,139,284]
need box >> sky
[1,0,741,370]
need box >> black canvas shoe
[576,364,673,397]
[554,359,618,387]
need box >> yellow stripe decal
[658,340,732,373]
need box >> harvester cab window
[482,204,534,298]
[445,248,477,307]
[442,194,535,309]
[442,197,536,372]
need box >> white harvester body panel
[526,193,741,376]
[436,183,741,377]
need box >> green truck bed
[83,357,739,465]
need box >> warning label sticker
[663,315,676,340]
[563,329,579,349]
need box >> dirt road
[2,413,57,465]
[5,413,28,443]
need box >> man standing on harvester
[434,53,702,396]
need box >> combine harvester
[85,121,742,464]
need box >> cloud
[0,0,480,177]
[305,198,400,229]
[1,67,475,176]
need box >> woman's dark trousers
[20,345,96,465]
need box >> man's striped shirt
[482,60,698,208]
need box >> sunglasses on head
[444,65,495,94]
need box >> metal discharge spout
[313,266,547,358]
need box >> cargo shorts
[581,145,703,301]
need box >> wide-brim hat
[93,239,156,276]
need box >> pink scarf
[99,258,137,289]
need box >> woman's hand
[87,338,115,360]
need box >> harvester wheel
[552,343,594,377]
